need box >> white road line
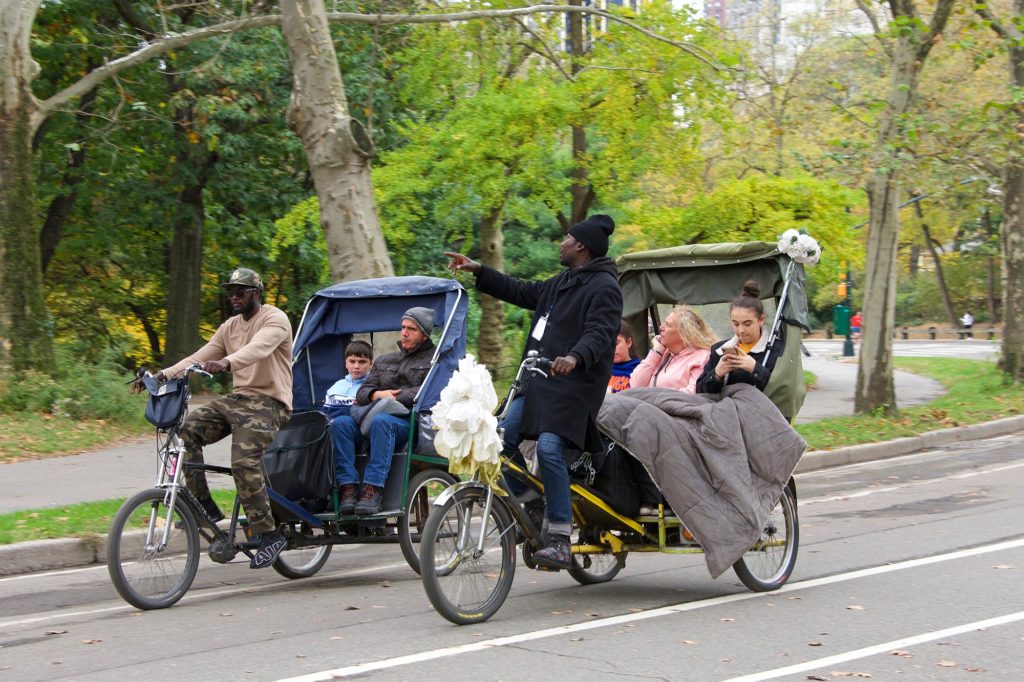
[0,561,407,630]
[800,460,1024,507]
[721,610,1024,682]
[275,537,1024,682]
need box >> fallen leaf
[81,639,101,645]
[51,661,63,666]
[378,580,394,588]
[992,564,1015,569]
[271,630,283,635]
[570,637,584,642]
[829,672,872,678]
[551,610,574,615]
[721,617,736,622]
[720,658,732,662]
[937,661,956,668]
[344,606,359,611]
[964,666,986,672]
[296,654,305,659]
[846,605,864,611]
[45,630,67,635]
[220,612,233,617]
[808,641,824,647]
[586,612,601,617]
[682,640,698,645]
[370,604,386,609]
[890,650,912,657]
[628,608,644,613]
[807,676,828,681]
[788,596,803,600]
[330,636,343,640]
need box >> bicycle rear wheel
[273,544,332,579]
[733,485,799,592]
[399,468,458,575]
[420,488,516,625]
[108,488,200,609]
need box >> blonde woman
[631,305,716,394]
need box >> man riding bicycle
[139,268,293,568]
[446,214,623,569]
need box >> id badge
[531,314,548,341]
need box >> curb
[4,417,1024,578]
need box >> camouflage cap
[222,268,264,291]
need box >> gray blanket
[597,384,806,578]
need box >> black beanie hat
[568,214,615,257]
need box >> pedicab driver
[445,214,623,569]
[141,268,293,569]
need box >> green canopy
[616,241,809,327]
[615,241,808,420]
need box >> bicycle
[107,365,330,610]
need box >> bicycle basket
[144,377,188,428]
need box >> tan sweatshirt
[162,305,293,410]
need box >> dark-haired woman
[696,280,782,394]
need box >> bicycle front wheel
[733,485,799,592]
[108,488,200,610]
[420,488,517,625]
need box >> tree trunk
[983,208,999,323]
[0,0,54,372]
[856,173,899,415]
[1000,162,1024,379]
[164,183,207,364]
[567,0,594,227]
[477,207,506,375]
[853,0,954,414]
[280,0,394,283]
[917,204,957,328]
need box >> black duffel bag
[263,411,334,512]
[589,439,641,518]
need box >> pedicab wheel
[107,488,200,610]
[420,487,517,625]
[272,543,332,579]
[399,468,458,575]
[732,485,799,592]
[567,551,625,585]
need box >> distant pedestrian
[850,311,862,340]
[961,310,974,339]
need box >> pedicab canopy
[616,241,809,420]
[291,276,468,412]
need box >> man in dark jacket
[445,214,623,569]
[333,307,435,515]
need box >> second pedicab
[108,275,467,609]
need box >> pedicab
[420,240,813,624]
[108,276,466,610]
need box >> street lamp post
[843,266,855,357]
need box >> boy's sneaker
[250,529,287,569]
[354,484,383,515]
[532,535,572,570]
[339,484,358,515]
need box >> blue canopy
[292,276,468,412]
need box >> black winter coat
[356,339,435,408]
[476,257,623,451]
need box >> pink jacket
[630,346,711,394]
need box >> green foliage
[0,348,142,422]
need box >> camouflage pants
[180,392,290,534]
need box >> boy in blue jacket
[324,340,373,510]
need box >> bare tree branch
[37,4,721,126]
[853,0,893,59]
[976,3,1022,42]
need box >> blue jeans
[499,398,571,528]
[535,432,571,527]
[331,414,410,488]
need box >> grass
[0,490,237,545]
[0,413,149,463]
[795,357,1024,450]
